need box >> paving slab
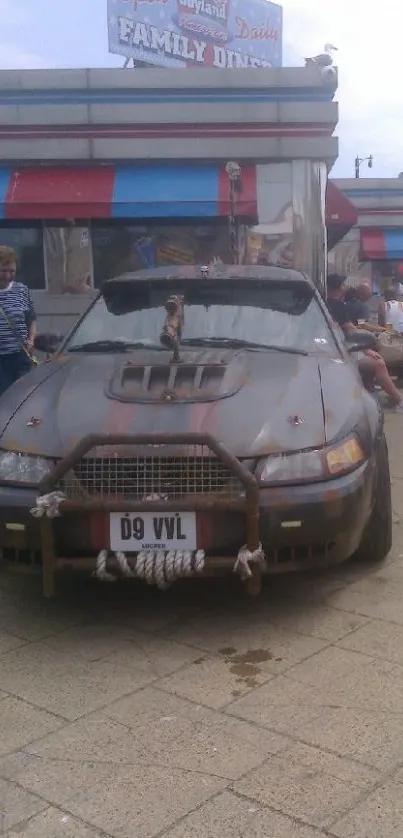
[330,781,403,837]
[156,653,276,708]
[40,624,202,674]
[338,616,403,664]
[0,631,28,655]
[163,791,324,838]
[0,696,63,757]
[325,573,403,624]
[292,707,403,772]
[166,610,328,664]
[227,673,336,735]
[0,751,116,808]
[234,742,380,829]
[163,615,328,707]
[0,777,46,834]
[64,764,227,838]
[5,807,111,838]
[0,643,158,720]
[24,712,138,762]
[24,687,288,781]
[262,602,370,642]
[284,645,403,713]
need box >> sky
[0,0,402,179]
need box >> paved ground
[2,412,403,837]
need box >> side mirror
[346,329,377,354]
[34,333,64,354]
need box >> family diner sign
[108,0,283,69]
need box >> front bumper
[0,448,374,582]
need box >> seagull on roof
[305,43,338,67]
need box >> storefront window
[91,223,239,286]
[0,222,255,295]
[0,227,45,289]
[246,230,294,268]
[43,225,93,295]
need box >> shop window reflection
[91,223,235,286]
[43,225,93,295]
[0,227,45,290]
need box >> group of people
[345,281,403,333]
[326,274,403,412]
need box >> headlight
[0,452,54,483]
[258,435,366,485]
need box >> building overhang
[0,66,339,168]
[326,181,357,250]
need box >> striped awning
[0,165,258,221]
[0,165,354,255]
[325,182,357,250]
[361,229,403,261]
[326,181,357,227]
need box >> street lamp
[355,154,374,178]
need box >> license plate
[109,511,197,552]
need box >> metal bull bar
[36,433,260,598]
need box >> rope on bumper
[135,548,205,588]
[115,551,136,578]
[95,549,116,582]
[94,549,206,589]
[234,543,266,580]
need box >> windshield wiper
[180,337,308,356]
[68,340,165,353]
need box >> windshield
[65,279,338,355]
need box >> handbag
[0,303,39,366]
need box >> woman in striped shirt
[0,246,37,397]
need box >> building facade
[329,178,403,293]
[0,65,341,332]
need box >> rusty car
[0,265,392,597]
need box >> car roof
[102,265,313,289]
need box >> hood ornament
[26,416,42,427]
[160,294,184,363]
[288,415,306,426]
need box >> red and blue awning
[361,229,403,261]
[0,165,356,252]
[0,164,258,221]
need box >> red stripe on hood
[103,401,138,435]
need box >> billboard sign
[108,0,282,69]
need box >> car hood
[0,349,364,459]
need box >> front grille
[59,444,243,501]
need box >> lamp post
[355,154,374,178]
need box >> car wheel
[354,434,392,563]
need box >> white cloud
[0,0,47,68]
[282,0,403,176]
[0,44,49,70]
[0,0,35,28]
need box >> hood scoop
[106,350,246,403]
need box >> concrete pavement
[1,410,403,836]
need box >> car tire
[354,434,392,564]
